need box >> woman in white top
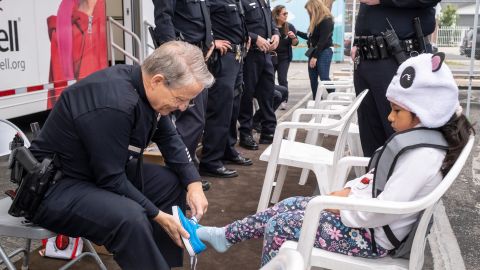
[180,53,475,266]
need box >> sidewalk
[3,61,480,269]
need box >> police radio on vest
[0,20,19,52]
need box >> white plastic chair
[260,248,305,270]
[257,90,369,212]
[302,90,365,183]
[0,119,106,270]
[280,135,475,270]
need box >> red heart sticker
[360,177,370,185]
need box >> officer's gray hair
[142,41,214,90]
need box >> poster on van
[0,0,108,117]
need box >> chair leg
[298,169,309,185]
[270,165,288,204]
[21,239,31,270]
[58,239,107,270]
[0,245,16,270]
[257,162,279,212]
[313,168,330,195]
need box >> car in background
[460,27,480,60]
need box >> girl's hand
[325,188,351,214]
[309,57,317,68]
[329,187,351,197]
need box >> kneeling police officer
[28,41,213,270]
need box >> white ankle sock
[196,226,231,253]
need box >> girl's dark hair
[439,114,475,176]
[272,5,289,35]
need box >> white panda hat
[386,52,460,128]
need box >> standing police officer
[352,0,440,157]
[152,0,215,159]
[238,0,280,150]
[199,0,253,178]
[30,42,213,270]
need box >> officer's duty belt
[354,35,427,61]
[228,44,244,53]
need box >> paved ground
[1,58,479,269]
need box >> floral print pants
[225,196,389,266]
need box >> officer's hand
[187,181,208,220]
[360,0,380,5]
[215,40,232,56]
[269,34,280,50]
[154,211,190,248]
[350,46,357,61]
[256,36,270,52]
[204,42,215,62]
[309,57,317,68]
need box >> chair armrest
[332,156,371,191]
[296,195,433,264]
[291,108,347,122]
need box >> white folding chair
[0,119,106,270]
[260,248,305,270]
[257,90,369,212]
[280,135,475,270]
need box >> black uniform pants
[224,87,242,159]
[274,55,291,101]
[33,161,186,270]
[239,50,276,136]
[173,89,209,158]
[200,52,243,170]
[354,57,397,157]
[253,85,288,124]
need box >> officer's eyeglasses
[281,12,288,16]
[163,79,196,109]
[168,88,196,108]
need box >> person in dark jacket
[272,5,298,107]
[29,41,214,270]
[152,0,214,162]
[297,0,334,100]
[237,0,280,150]
[199,0,252,178]
[351,0,440,157]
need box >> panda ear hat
[386,52,460,128]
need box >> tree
[440,4,457,27]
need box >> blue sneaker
[172,206,206,256]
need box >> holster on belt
[8,143,61,221]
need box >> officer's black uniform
[30,65,200,270]
[353,1,439,157]
[238,0,279,148]
[152,0,214,158]
[199,0,249,176]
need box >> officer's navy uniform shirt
[241,0,279,43]
[210,0,246,44]
[355,0,440,39]
[153,0,212,44]
[30,65,200,218]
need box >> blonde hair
[305,0,332,33]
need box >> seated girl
[174,53,474,266]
